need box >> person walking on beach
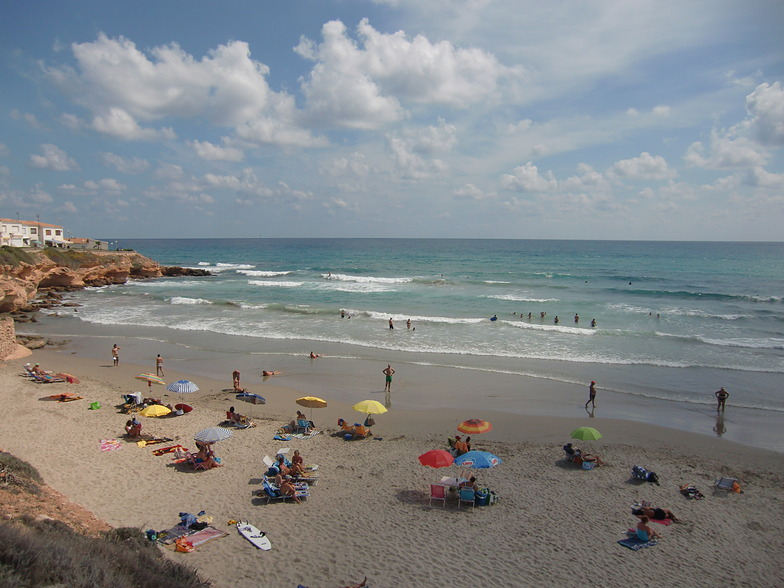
[585,381,597,408]
[156,354,164,377]
[715,387,729,412]
[388,318,394,329]
[112,344,121,367]
[383,364,395,392]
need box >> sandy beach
[1,346,783,588]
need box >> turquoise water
[42,239,784,414]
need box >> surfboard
[237,522,271,550]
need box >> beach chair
[34,373,66,383]
[458,487,476,509]
[261,479,309,504]
[429,484,447,507]
[352,424,370,439]
[294,419,311,434]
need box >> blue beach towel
[618,536,658,550]
[274,434,292,441]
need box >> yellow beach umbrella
[296,396,327,409]
[296,396,328,420]
[352,399,388,415]
[140,404,171,418]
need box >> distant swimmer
[309,352,321,358]
[528,312,532,320]
[490,315,498,321]
[406,319,411,330]
[540,311,546,319]
[554,316,559,324]
[389,317,394,329]
[262,370,281,377]
[574,314,579,324]
[590,318,597,327]
[327,272,332,279]
[340,309,345,318]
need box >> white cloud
[154,162,184,181]
[745,81,784,147]
[743,166,784,189]
[453,183,495,201]
[48,34,322,147]
[10,109,44,129]
[100,152,150,174]
[387,134,448,179]
[685,133,768,169]
[190,140,244,162]
[609,152,674,180]
[652,105,671,117]
[29,144,79,171]
[323,153,371,177]
[295,18,518,129]
[500,162,557,192]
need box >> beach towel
[153,444,187,456]
[100,439,122,452]
[651,518,673,526]
[274,434,292,441]
[618,536,658,550]
[185,526,228,548]
[293,430,321,440]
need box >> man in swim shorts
[383,364,395,392]
[585,381,597,408]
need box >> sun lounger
[259,478,309,503]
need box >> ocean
[28,238,784,449]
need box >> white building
[0,217,69,248]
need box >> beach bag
[175,537,195,553]
[487,491,499,505]
[647,471,660,485]
[89,401,101,410]
[364,416,375,427]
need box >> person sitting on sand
[636,516,661,542]
[195,442,222,469]
[453,435,468,456]
[262,370,281,376]
[633,506,680,523]
[564,443,604,466]
[465,436,472,452]
[125,417,142,437]
[279,476,301,503]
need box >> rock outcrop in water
[0,248,209,315]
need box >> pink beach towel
[651,518,673,526]
[100,438,122,452]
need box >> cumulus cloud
[100,152,150,174]
[500,162,557,192]
[609,152,674,180]
[745,82,784,147]
[47,33,322,147]
[11,109,44,129]
[190,140,244,162]
[684,132,768,169]
[453,183,495,201]
[295,18,518,128]
[323,152,371,177]
[59,178,126,196]
[29,144,79,171]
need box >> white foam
[248,280,304,288]
[170,296,213,305]
[237,270,292,277]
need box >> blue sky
[1,0,782,240]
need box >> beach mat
[100,439,122,452]
[651,518,673,526]
[293,431,321,440]
[186,526,229,547]
[618,536,658,550]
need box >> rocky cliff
[0,248,208,314]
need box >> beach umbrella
[457,419,493,435]
[296,396,327,420]
[570,426,603,441]
[453,450,502,469]
[174,403,193,414]
[195,427,233,444]
[135,373,166,389]
[166,380,199,394]
[139,404,171,417]
[352,400,388,415]
[418,449,455,469]
[55,372,80,384]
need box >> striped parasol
[166,380,199,394]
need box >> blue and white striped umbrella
[166,380,199,394]
[195,427,232,444]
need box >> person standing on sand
[112,344,120,367]
[156,354,164,377]
[232,370,241,389]
[715,387,729,412]
[585,381,597,408]
[383,364,395,392]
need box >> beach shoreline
[2,337,783,587]
[17,312,784,453]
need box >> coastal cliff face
[0,249,163,314]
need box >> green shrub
[0,247,35,267]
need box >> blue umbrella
[453,451,502,469]
[167,380,199,394]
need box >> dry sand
[1,349,783,588]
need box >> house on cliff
[0,217,69,248]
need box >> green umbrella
[570,426,603,441]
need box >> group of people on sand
[270,450,309,503]
[633,505,682,541]
[450,435,471,456]
[562,442,605,466]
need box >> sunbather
[633,506,680,523]
[261,370,281,376]
[125,417,142,438]
[194,442,222,469]
[459,476,478,490]
[279,476,301,503]
[636,516,661,542]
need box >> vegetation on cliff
[0,452,211,588]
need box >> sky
[0,0,782,241]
